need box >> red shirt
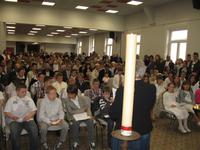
[195,89,200,104]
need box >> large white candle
[121,34,137,136]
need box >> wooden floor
[2,118,200,150]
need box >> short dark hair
[55,72,63,78]
[67,85,78,95]
[44,76,53,82]
[16,83,27,91]
[37,72,45,77]
[102,86,111,93]
[92,78,99,84]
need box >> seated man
[38,85,68,150]
[4,83,39,150]
[63,85,96,150]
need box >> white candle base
[121,129,132,136]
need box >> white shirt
[38,97,64,124]
[4,95,37,123]
[113,74,124,89]
[71,96,80,109]
[155,83,165,99]
[52,81,68,95]
[163,91,179,110]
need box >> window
[77,40,82,54]
[105,38,113,56]
[88,36,95,55]
[136,34,141,55]
[168,30,188,62]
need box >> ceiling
[0,0,179,16]
[6,23,106,37]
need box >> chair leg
[101,126,104,148]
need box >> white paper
[73,112,90,121]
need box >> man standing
[4,83,39,150]
[110,60,156,150]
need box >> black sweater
[110,80,156,135]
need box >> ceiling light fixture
[42,1,55,6]
[6,26,16,29]
[127,0,143,6]
[71,33,78,36]
[36,24,46,27]
[105,10,119,14]
[7,29,15,32]
[4,0,18,2]
[56,30,65,32]
[75,5,88,10]
[51,32,59,34]
[47,34,54,36]
[65,35,71,38]
[8,32,15,34]
[79,31,87,34]
[27,33,35,36]
[32,28,41,30]
[30,31,38,33]
[89,29,98,31]
[64,26,72,29]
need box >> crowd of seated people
[0,50,200,149]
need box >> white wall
[42,43,75,54]
[124,0,200,59]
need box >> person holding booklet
[63,85,96,150]
[4,83,39,150]
[38,85,69,150]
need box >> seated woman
[38,86,69,150]
[63,85,95,150]
[163,82,190,133]
[178,81,200,126]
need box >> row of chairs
[0,102,110,150]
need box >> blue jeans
[9,120,39,150]
[111,133,151,150]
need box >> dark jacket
[110,80,156,135]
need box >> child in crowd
[95,86,114,148]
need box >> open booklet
[73,112,91,121]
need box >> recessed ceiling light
[56,30,65,32]
[79,31,87,34]
[28,33,35,36]
[127,0,143,6]
[32,42,39,45]
[42,1,55,6]
[71,33,78,36]
[8,32,15,34]
[75,5,88,10]
[51,32,59,35]
[4,0,18,2]
[47,34,54,37]
[7,29,15,32]
[32,28,41,31]
[64,26,72,29]
[65,35,71,38]
[30,31,38,33]
[36,24,45,27]
[6,26,15,29]
[89,29,98,31]
[105,10,119,14]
